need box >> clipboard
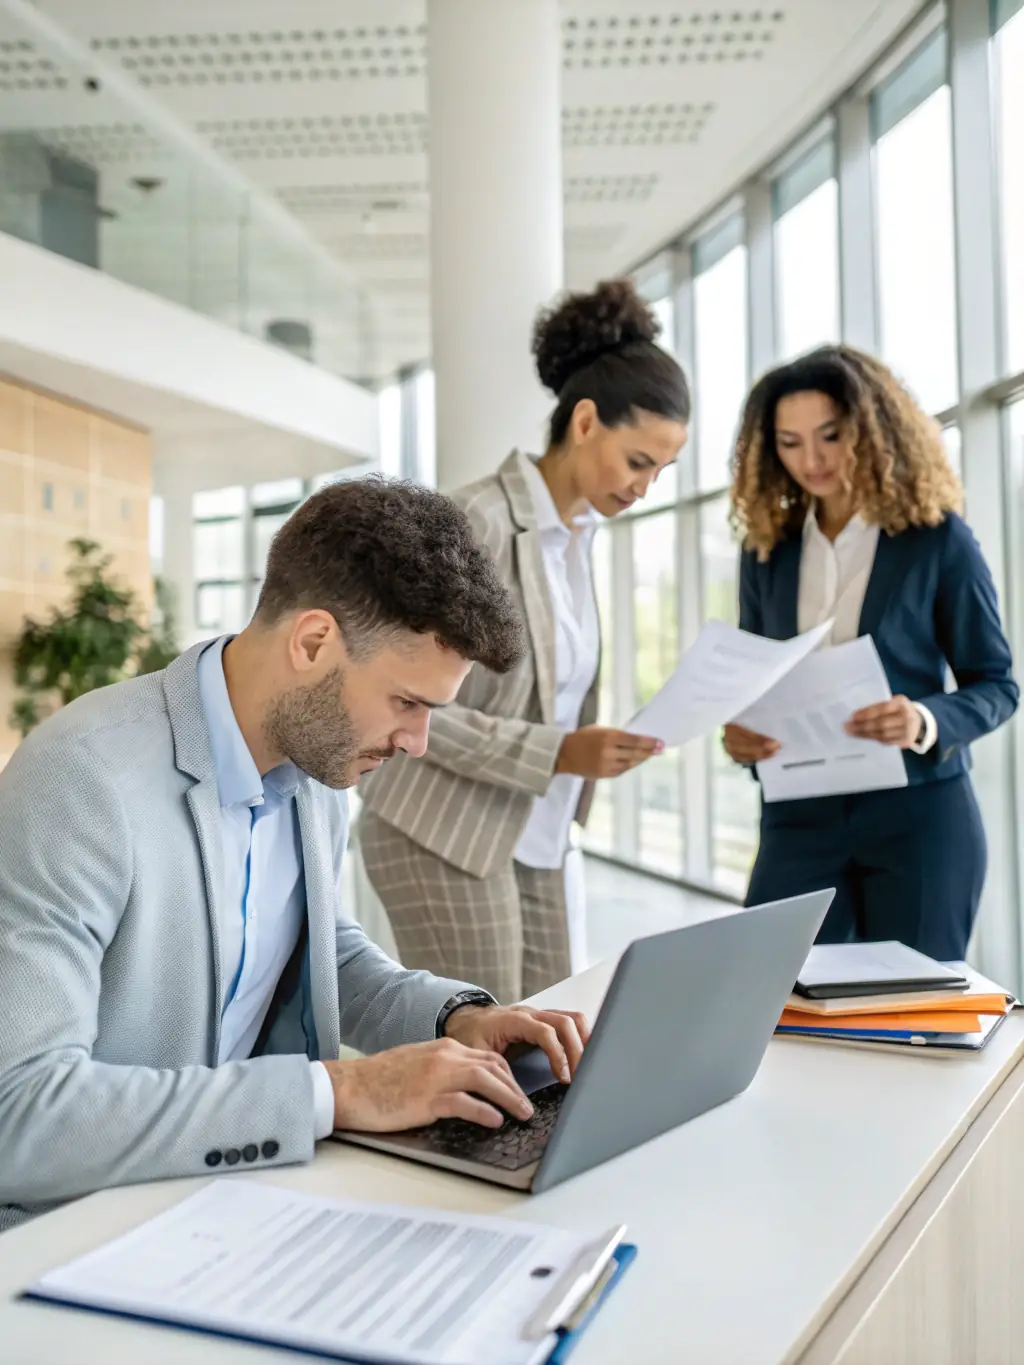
[23,1182,636,1365]
[25,1247,638,1365]
[547,1243,637,1364]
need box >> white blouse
[797,509,937,754]
[514,459,600,870]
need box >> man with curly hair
[0,477,589,1233]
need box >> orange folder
[778,1008,983,1034]
[783,991,1010,1018]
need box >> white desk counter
[3,958,1024,1365]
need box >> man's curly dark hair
[255,477,524,674]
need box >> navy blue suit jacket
[738,513,1019,785]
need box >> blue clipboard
[547,1243,637,1365]
[25,1244,638,1365]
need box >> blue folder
[775,1012,1007,1051]
[777,1024,939,1040]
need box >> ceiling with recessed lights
[0,0,922,380]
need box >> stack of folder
[776,942,1016,1054]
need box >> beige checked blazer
[359,451,600,879]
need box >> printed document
[27,1180,610,1365]
[625,618,833,748]
[735,636,908,801]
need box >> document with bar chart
[735,636,908,802]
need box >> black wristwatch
[435,990,495,1038]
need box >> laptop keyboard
[413,1082,568,1171]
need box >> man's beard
[264,666,393,790]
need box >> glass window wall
[596,8,1024,1003]
[941,423,962,480]
[700,495,760,892]
[773,139,839,359]
[872,28,959,415]
[693,215,748,493]
[192,486,246,636]
[995,2,1024,373]
[378,383,403,479]
[634,511,683,875]
[585,527,616,857]
[413,369,437,488]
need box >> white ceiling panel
[0,0,925,377]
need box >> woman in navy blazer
[724,346,1018,959]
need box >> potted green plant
[9,537,179,738]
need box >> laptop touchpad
[509,1047,559,1095]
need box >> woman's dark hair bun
[531,279,660,396]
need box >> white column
[427,0,563,492]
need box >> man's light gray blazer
[360,451,600,879]
[0,643,474,1233]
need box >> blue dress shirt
[196,636,334,1137]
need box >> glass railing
[0,18,371,382]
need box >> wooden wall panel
[0,376,152,768]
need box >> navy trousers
[745,774,986,961]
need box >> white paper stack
[625,621,907,801]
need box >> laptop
[333,889,833,1193]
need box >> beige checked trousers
[358,810,572,1005]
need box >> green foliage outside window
[634,575,678,707]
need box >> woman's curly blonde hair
[729,345,963,561]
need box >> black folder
[793,941,968,1000]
